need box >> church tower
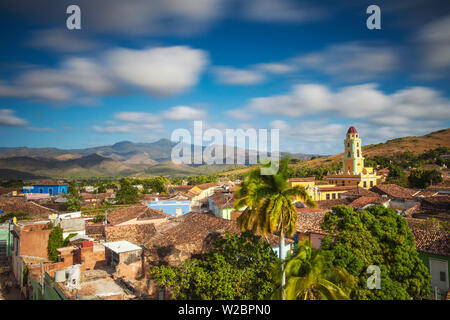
[343,126,364,174]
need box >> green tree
[150,231,278,299]
[272,240,355,300]
[234,157,316,299]
[408,168,443,188]
[320,205,430,300]
[68,180,79,198]
[66,196,81,212]
[143,177,169,194]
[47,226,64,262]
[93,214,105,223]
[116,178,139,204]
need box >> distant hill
[0,138,318,178]
[220,128,450,176]
[294,128,450,169]
[0,169,48,180]
[0,154,139,178]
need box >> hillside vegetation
[220,128,450,176]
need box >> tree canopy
[116,178,139,204]
[150,231,279,300]
[319,205,430,300]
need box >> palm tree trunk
[279,232,286,300]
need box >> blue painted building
[23,184,68,196]
[147,200,191,217]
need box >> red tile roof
[341,187,379,198]
[371,184,416,199]
[289,177,315,183]
[194,182,219,190]
[296,212,327,235]
[349,196,389,210]
[107,205,168,225]
[316,198,352,209]
[406,218,449,256]
[209,191,235,208]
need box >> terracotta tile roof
[316,198,352,209]
[80,193,110,201]
[411,190,440,197]
[0,198,55,218]
[230,210,243,220]
[107,205,167,225]
[145,212,287,250]
[209,191,235,208]
[420,195,450,209]
[341,187,379,198]
[136,208,171,220]
[377,167,390,174]
[371,184,416,199]
[406,218,450,256]
[105,223,157,245]
[409,196,450,220]
[296,212,327,235]
[181,190,201,199]
[194,182,218,190]
[349,196,389,210]
[289,177,315,182]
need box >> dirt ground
[0,272,22,300]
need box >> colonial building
[325,126,381,189]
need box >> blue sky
[0,0,449,155]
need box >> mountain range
[0,139,320,179]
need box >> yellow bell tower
[343,126,364,174]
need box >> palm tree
[272,240,355,300]
[234,157,316,299]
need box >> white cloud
[27,29,99,52]
[213,67,265,85]
[107,46,208,96]
[4,0,225,36]
[93,123,163,134]
[293,43,398,81]
[270,120,290,131]
[225,109,252,121]
[0,46,208,103]
[247,83,450,121]
[416,15,450,75]
[0,109,28,127]
[243,0,326,23]
[162,106,207,121]
[93,106,206,134]
[254,63,296,74]
[114,112,160,124]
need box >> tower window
[348,152,350,157]
[357,150,360,157]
